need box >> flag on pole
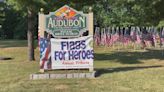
[110,27,119,45]
[123,27,131,45]
[160,27,164,47]
[94,27,101,46]
[106,27,111,46]
[39,38,51,69]
[130,27,137,42]
[136,27,141,45]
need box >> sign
[39,5,94,71]
[45,5,88,38]
[51,36,93,69]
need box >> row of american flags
[94,26,164,48]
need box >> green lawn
[0,40,164,92]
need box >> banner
[51,36,93,69]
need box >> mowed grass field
[0,40,164,92]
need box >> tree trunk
[27,9,35,61]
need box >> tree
[0,1,5,39]
[155,0,164,27]
[93,0,163,27]
[6,0,94,61]
[7,0,46,61]
[0,1,27,39]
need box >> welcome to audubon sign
[45,5,88,38]
[38,5,93,71]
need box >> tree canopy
[93,0,164,27]
[0,0,163,39]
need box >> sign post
[37,5,94,78]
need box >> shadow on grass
[95,65,163,77]
[0,57,13,61]
[95,49,164,64]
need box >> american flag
[94,27,101,46]
[130,27,137,42]
[123,27,131,45]
[152,28,158,47]
[135,27,141,45]
[102,28,107,46]
[160,28,164,47]
[110,27,119,46]
[106,27,111,46]
[119,27,124,44]
[39,38,51,69]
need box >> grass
[0,40,164,92]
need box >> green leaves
[6,0,47,13]
[93,0,163,27]
[1,0,163,39]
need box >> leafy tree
[6,0,94,61]
[93,0,163,27]
[0,1,27,39]
[0,1,5,39]
[155,0,164,27]
[6,0,47,61]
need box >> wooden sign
[45,5,88,38]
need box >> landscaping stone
[73,73,79,78]
[30,71,96,80]
[38,74,49,79]
[79,73,86,78]
[55,74,67,79]
[66,74,73,79]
